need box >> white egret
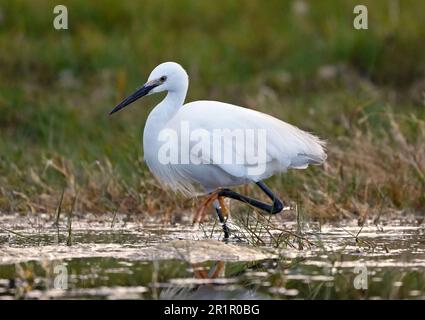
[110,62,327,239]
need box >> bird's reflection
[159,260,265,300]
[192,261,225,279]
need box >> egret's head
[109,62,188,115]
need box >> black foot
[217,181,284,215]
[222,223,230,240]
[214,204,230,240]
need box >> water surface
[0,213,424,299]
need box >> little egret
[110,62,327,239]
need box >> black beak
[109,83,158,115]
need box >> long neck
[153,70,189,120]
[157,88,187,119]
[143,87,187,149]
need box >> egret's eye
[160,76,167,82]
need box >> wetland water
[0,213,424,299]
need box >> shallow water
[0,213,424,299]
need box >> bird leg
[213,199,230,239]
[193,191,218,224]
[191,263,209,279]
[193,192,231,240]
[208,261,225,278]
[192,261,225,279]
[218,181,286,215]
[218,196,229,220]
[194,181,283,240]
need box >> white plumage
[111,62,327,196]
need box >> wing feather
[166,101,326,182]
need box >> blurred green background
[0,0,424,217]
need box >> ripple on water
[0,213,424,299]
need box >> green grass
[0,0,425,219]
